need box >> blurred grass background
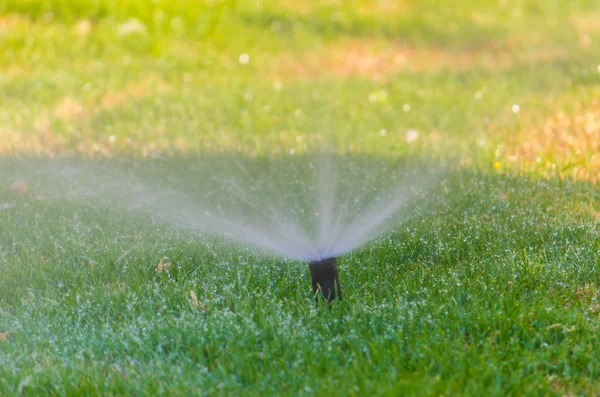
[1,0,600,178]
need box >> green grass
[2,0,600,395]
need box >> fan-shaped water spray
[6,151,438,302]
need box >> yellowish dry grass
[0,75,171,156]
[504,99,600,183]
[264,0,409,17]
[274,39,569,79]
[571,13,600,34]
[0,13,29,31]
[355,0,408,16]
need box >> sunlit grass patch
[0,73,172,156]
[274,38,571,79]
[500,95,600,183]
[571,13,600,35]
[0,13,31,30]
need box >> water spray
[308,257,342,302]
[25,156,433,305]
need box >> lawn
[1,0,600,395]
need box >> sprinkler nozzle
[308,257,341,302]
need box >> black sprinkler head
[308,257,342,302]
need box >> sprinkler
[308,257,342,302]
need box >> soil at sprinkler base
[308,257,342,302]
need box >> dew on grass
[406,129,418,143]
[369,90,388,103]
[118,19,147,35]
[239,53,250,65]
[75,20,92,36]
[170,17,182,30]
[512,104,520,114]
[0,203,15,211]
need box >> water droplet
[239,53,250,65]
[405,129,418,143]
[109,135,117,143]
[403,103,411,112]
[75,20,92,36]
[580,35,592,49]
[368,90,387,103]
[512,104,520,113]
[379,129,388,137]
[118,18,147,35]
[330,12,343,22]
[474,91,483,100]
[273,81,283,91]
[289,149,296,155]
[171,17,182,29]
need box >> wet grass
[2,0,600,395]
